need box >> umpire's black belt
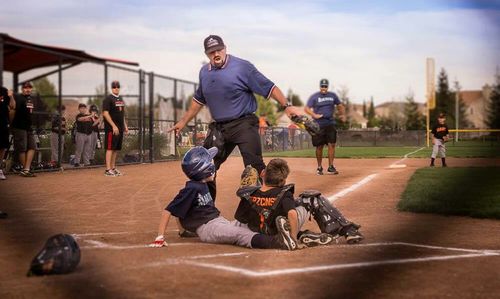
[215,113,255,125]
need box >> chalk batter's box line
[78,238,500,276]
[149,242,500,277]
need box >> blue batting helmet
[181,146,218,181]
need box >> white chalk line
[389,147,426,167]
[327,173,378,203]
[80,239,208,250]
[72,230,179,238]
[138,242,499,273]
[181,252,498,277]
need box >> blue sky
[2,0,499,104]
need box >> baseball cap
[89,104,98,112]
[319,79,329,87]
[111,81,121,88]
[22,81,33,88]
[204,35,225,54]
[78,103,87,108]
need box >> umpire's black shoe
[316,166,323,175]
[327,165,339,175]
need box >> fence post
[173,79,178,156]
[149,72,154,163]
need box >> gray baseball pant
[50,132,64,162]
[89,131,98,160]
[74,132,92,165]
[196,216,258,248]
[431,139,446,158]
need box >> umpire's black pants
[204,114,266,200]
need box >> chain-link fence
[5,58,499,172]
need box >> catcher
[430,113,450,167]
[236,159,363,248]
[148,146,296,250]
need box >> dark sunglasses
[320,85,328,88]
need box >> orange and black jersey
[431,123,449,140]
[234,187,296,235]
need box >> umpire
[169,34,302,199]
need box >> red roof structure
[1,33,138,74]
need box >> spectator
[11,82,37,177]
[73,103,95,167]
[50,105,66,166]
[1,86,16,180]
[88,104,101,164]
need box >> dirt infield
[1,156,499,298]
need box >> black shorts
[12,128,37,152]
[311,124,337,147]
[0,126,9,149]
[104,129,123,151]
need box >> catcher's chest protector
[297,190,358,236]
[27,234,81,276]
[239,184,294,234]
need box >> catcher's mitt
[291,115,320,136]
[240,165,261,187]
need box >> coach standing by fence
[169,35,301,199]
[102,81,128,177]
[11,82,37,177]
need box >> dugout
[0,33,205,169]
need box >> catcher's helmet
[182,146,218,181]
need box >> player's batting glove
[148,235,168,248]
[291,115,321,136]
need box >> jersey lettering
[250,196,277,207]
[197,192,213,206]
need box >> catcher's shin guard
[297,190,361,237]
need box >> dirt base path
[1,157,499,298]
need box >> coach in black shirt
[11,82,37,177]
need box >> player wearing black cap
[102,81,128,176]
[305,79,345,175]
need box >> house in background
[460,84,492,129]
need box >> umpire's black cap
[320,79,329,87]
[204,35,225,54]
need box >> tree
[431,69,470,129]
[362,100,367,118]
[33,77,57,112]
[367,97,377,128]
[287,89,303,107]
[335,85,351,129]
[87,84,105,109]
[256,94,277,125]
[404,91,425,130]
[487,68,500,129]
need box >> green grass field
[264,145,500,158]
[397,167,500,219]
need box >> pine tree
[362,100,367,118]
[404,91,425,130]
[431,68,451,122]
[367,97,377,128]
[487,69,500,129]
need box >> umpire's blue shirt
[306,91,341,127]
[194,55,275,122]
